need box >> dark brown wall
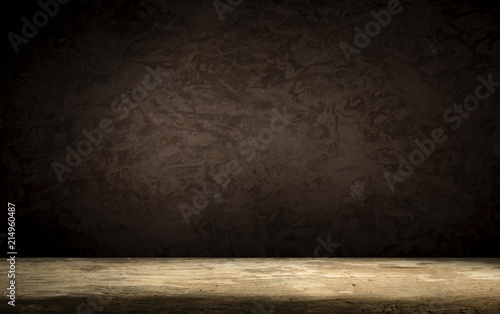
[1,0,499,257]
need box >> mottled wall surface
[1,0,499,257]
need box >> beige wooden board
[2,258,500,313]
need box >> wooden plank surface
[2,258,500,313]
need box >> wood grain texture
[2,258,500,313]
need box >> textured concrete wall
[1,0,499,257]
